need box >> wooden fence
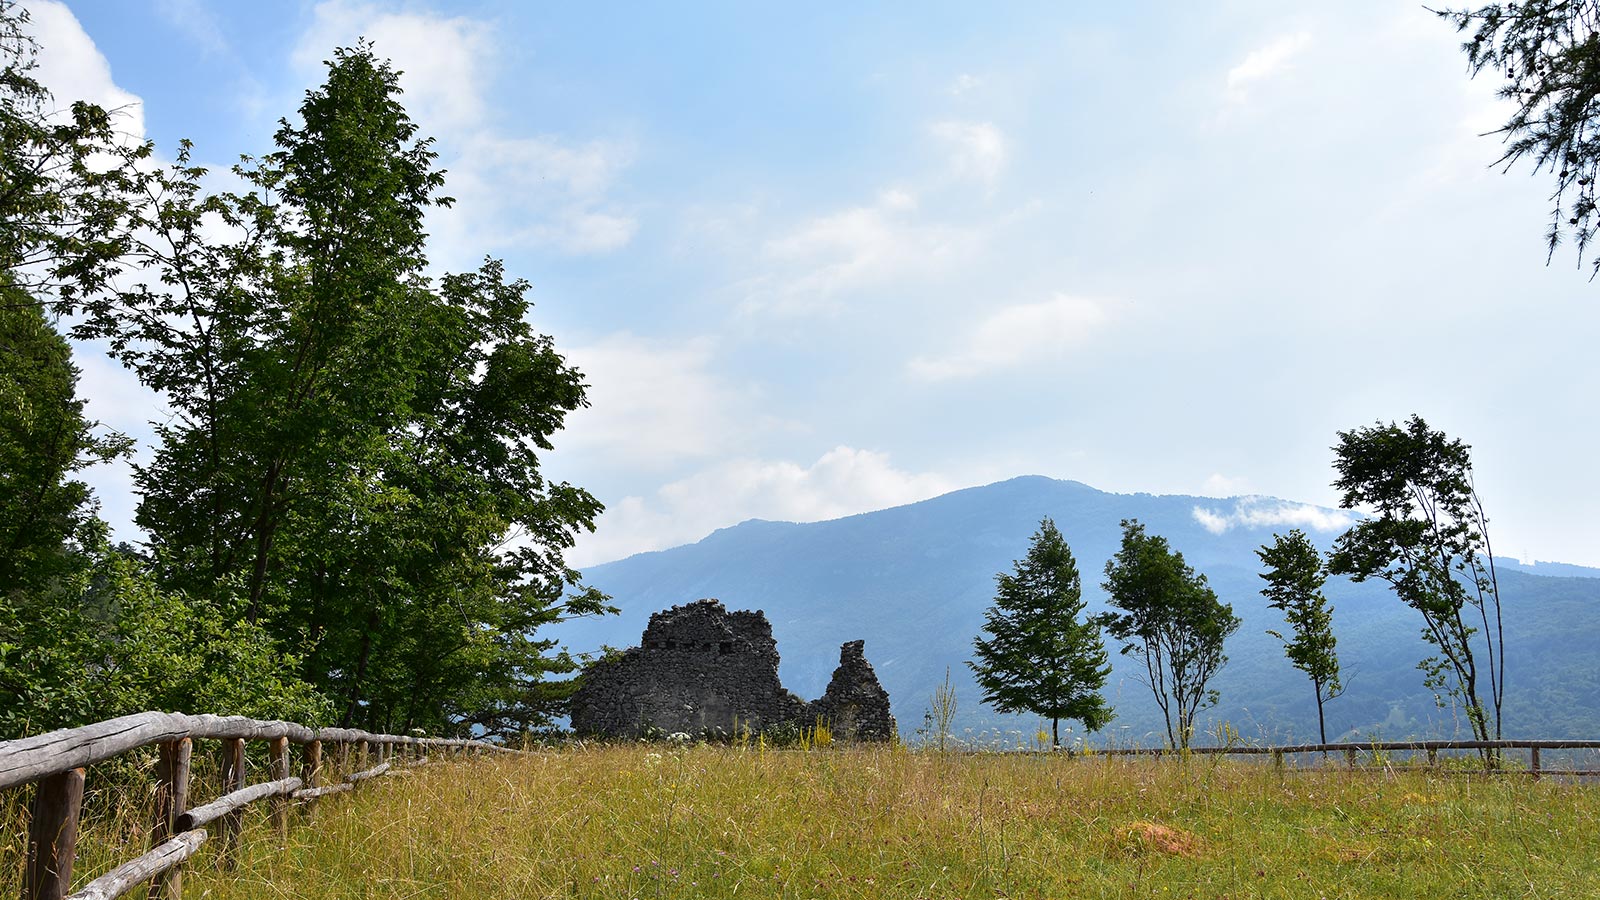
[0,711,518,900]
[1095,738,1600,778]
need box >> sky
[22,0,1600,568]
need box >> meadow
[7,742,1596,900]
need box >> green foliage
[1327,416,1505,745]
[0,281,127,601]
[0,546,330,738]
[67,44,607,737]
[0,285,327,738]
[1100,519,1240,750]
[1438,2,1600,272]
[1257,529,1343,743]
[971,518,1111,747]
[0,0,144,295]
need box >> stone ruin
[570,598,895,741]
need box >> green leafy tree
[1437,3,1600,272]
[0,280,126,601]
[73,44,608,736]
[1100,519,1239,750]
[971,518,1112,748]
[1257,529,1343,744]
[1327,416,1505,746]
[1,0,143,294]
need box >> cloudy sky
[26,1,1600,568]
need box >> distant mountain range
[551,476,1600,745]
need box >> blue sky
[26,1,1600,567]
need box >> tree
[71,44,608,736]
[1437,2,1600,273]
[1,0,142,295]
[1257,529,1343,744]
[1100,519,1240,750]
[970,518,1112,748]
[1327,416,1505,747]
[0,279,126,601]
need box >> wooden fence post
[148,738,192,900]
[1531,746,1542,781]
[23,767,85,900]
[268,737,290,837]
[1427,748,1438,769]
[301,740,322,808]
[219,738,246,869]
[336,740,349,779]
[1344,748,1357,769]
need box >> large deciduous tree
[73,44,607,737]
[1257,528,1343,744]
[1100,519,1239,750]
[1,0,141,294]
[970,517,1112,748]
[1327,416,1505,747]
[1437,2,1600,272]
[0,279,125,601]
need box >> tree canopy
[1,8,608,739]
[1257,528,1343,744]
[1327,416,1505,746]
[1101,519,1239,750]
[970,517,1112,748]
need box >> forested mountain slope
[556,477,1600,743]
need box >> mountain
[551,476,1600,745]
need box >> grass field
[6,743,1599,899]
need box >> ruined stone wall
[571,599,807,738]
[811,640,897,741]
[570,598,894,741]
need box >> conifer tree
[970,517,1112,748]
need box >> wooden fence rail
[0,712,518,900]
[1093,738,1600,778]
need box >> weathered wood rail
[0,712,517,900]
[1094,738,1600,778]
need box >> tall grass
[5,744,1598,898]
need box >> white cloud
[291,2,638,260]
[1191,497,1355,536]
[1200,473,1252,497]
[154,0,229,55]
[909,293,1111,380]
[948,73,982,96]
[745,190,977,315]
[293,0,493,133]
[21,1,145,140]
[439,134,638,257]
[1225,32,1311,103]
[558,334,765,468]
[930,120,1007,184]
[570,447,956,566]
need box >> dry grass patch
[4,743,1598,899]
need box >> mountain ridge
[555,476,1600,743]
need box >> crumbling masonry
[570,599,895,741]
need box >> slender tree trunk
[340,610,378,728]
[1052,717,1059,749]
[1315,693,1327,745]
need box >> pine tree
[970,517,1112,748]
